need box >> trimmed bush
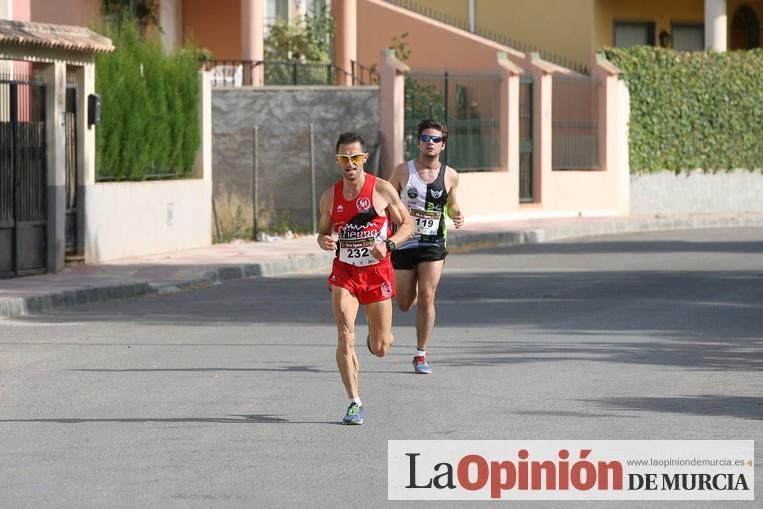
[603,47,763,174]
[95,17,200,180]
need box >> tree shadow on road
[0,414,339,425]
[588,395,763,421]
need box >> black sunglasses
[420,134,443,143]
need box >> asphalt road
[1,228,761,508]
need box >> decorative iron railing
[202,60,379,87]
[552,74,600,170]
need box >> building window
[305,0,329,16]
[614,21,656,48]
[266,0,290,26]
[730,5,761,49]
[671,23,704,51]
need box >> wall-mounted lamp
[88,93,101,128]
[659,30,672,48]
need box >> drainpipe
[468,0,476,33]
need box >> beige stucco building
[392,0,763,70]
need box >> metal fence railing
[519,76,534,202]
[203,60,378,87]
[203,60,254,87]
[264,61,343,85]
[552,74,600,170]
[351,60,379,85]
[0,71,48,277]
[404,71,501,172]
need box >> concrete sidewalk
[2,212,762,319]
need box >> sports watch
[384,239,396,252]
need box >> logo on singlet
[406,186,418,199]
[356,197,371,212]
[336,204,344,213]
[431,189,443,199]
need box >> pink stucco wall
[364,0,631,218]
[357,0,525,71]
[13,0,29,20]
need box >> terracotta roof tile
[0,19,113,53]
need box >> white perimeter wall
[631,169,763,215]
[85,179,212,263]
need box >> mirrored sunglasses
[336,153,365,165]
[420,135,443,143]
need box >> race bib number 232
[339,237,379,266]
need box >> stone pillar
[334,0,357,85]
[496,52,523,205]
[39,61,67,272]
[194,70,212,181]
[594,54,630,215]
[159,0,182,52]
[12,0,30,20]
[379,48,409,179]
[705,0,727,51]
[528,53,554,206]
[69,63,94,260]
[242,0,264,85]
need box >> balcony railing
[202,60,379,87]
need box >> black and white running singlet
[397,160,449,250]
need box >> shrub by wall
[95,17,200,180]
[603,47,763,174]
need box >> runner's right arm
[386,162,408,194]
[317,189,336,251]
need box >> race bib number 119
[410,208,441,236]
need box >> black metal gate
[404,71,501,172]
[65,85,80,258]
[519,76,534,202]
[0,73,48,278]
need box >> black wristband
[384,239,396,251]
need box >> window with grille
[614,21,656,47]
[672,23,704,51]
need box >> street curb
[449,213,763,251]
[2,215,761,319]
[0,282,155,320]
[0,252,335,320]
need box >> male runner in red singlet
[317,132,413,425]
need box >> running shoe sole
[342,405,365,425]
[413,356,432,374]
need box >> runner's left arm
[375,180,413,258]
[446,168,464,229]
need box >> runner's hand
[452,213,465,229]
[371,242,386,261]
[318,235,336,250]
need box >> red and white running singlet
[331,174,390,267]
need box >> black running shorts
[391,245,448,270]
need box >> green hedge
[603,47,763,174]
[95,18,200,180]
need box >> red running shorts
[328,258,396,304]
